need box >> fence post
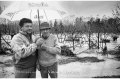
[89,32,91,49]
[72,33,75,50]
[0,27,2,53]
[98,32,100,49]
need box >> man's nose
[28,26,32,29]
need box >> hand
[35,38,43,46]
[41,44,48,50]
[31,43,37,49]
[36,37,41,42]
[31,43,37,51]
[33,36,40,43]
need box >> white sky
[60,1,120,17]
[0,0,120,18]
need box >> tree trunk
[73,38,75,50]
[88,24,91,49]
[89,32,91,49]
[72,33,75,50]
[98,32,100,49]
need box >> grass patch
[98,50,120,56]
[0,62,4,64]
[76,57,105,63]
[93,75,120,78]
[0,50,7,55]
[113,56,120,61]
[4,59,14,67]
[116,67,120,69]
[0,59,14,67]
[59,57,105,65]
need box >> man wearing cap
[36,22,61,78]
[11,18,38,78]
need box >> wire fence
[0,32,115,54]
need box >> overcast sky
[60,1,119,17]
[0,1,119,18]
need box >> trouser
[39,63,58,78]
[14,66,36,78]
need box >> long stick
[98,32,100,49]
[1,36,11,47]
[88,24,91,49]
[37,9,41,37]
[0,27,1,51]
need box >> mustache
[27,29,32,31]
[42,34,48,39]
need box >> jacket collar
[19,31,32,36]
[19,31,33,43]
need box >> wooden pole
[98,32,100,49]
[72,33,75,50]
[37,9,41,37]
[0,26,1,52]
[89,33,91,49]
[88,24,91,49]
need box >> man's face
[41,29,50,39]
[21,23,32,34]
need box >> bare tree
[0,6,2,52]
[87,17,94,49]
[112,4,120,33]
[68,23,78,50]
[112,4,120,18]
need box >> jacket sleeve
[46,36,61,54]
[11,36,37,59]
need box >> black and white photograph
[0,0,120,78]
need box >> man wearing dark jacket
[11,18,37,78]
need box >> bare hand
[35,38,43,46]
[41,44,47,50]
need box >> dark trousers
[39,63,58,78]
[15,67,36,78]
